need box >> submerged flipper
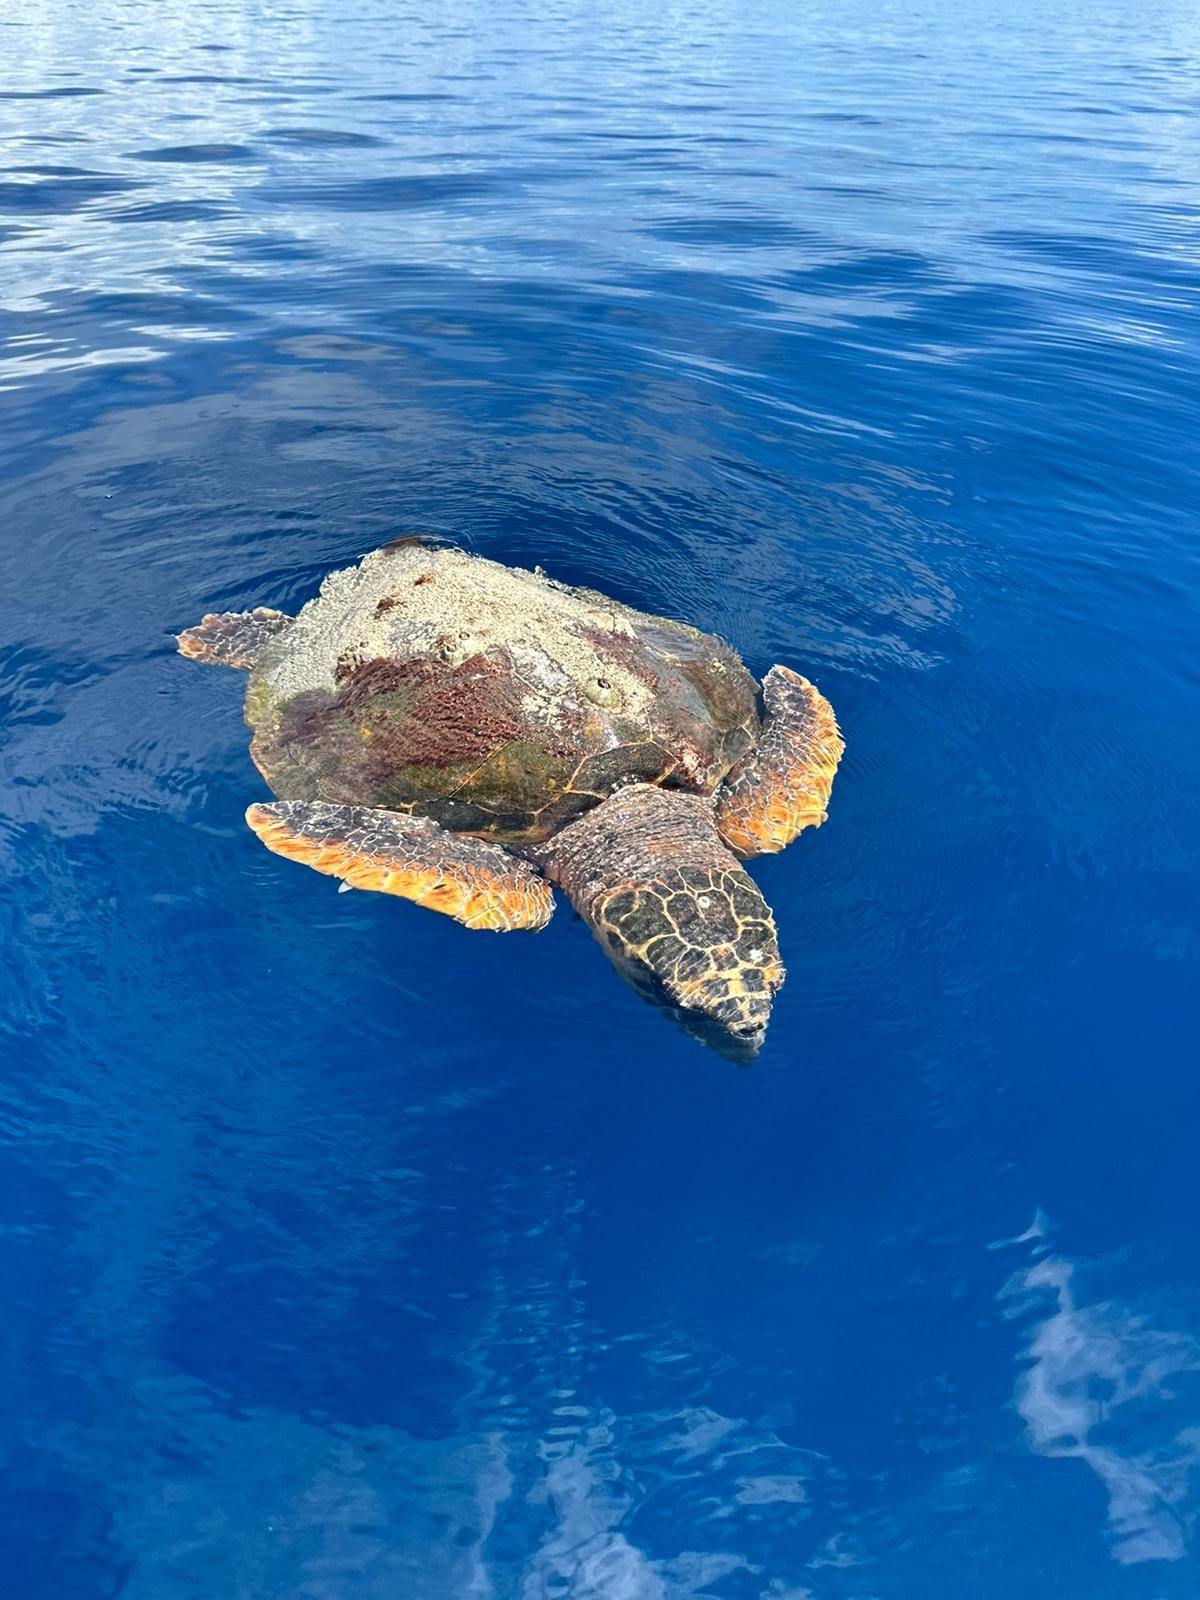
[715,666,844,858]
[176,608,293,669]
[246,801,554,932]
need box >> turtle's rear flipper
[715,666,844,858]
[176,608,293,669]
[246,801,554,932]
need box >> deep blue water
[3,0,1199,1593]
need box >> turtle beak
[595,936,781,1062]
[726,1013,770,1061]
[669,985,776,1063]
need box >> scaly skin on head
[537,784,785,1057]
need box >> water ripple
[1,0,1198,1594]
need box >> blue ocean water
[2,0,1199,1592]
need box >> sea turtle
[178,542,843,1058]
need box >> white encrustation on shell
[253,544,655,730]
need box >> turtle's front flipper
[246,801,554,931]
[176,608,293,669]
[538,784,785,1059]
[715,666,844,858]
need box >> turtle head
[539,785,787,1060]
[590,870,786,1061]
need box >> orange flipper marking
[716,668,844,858]
[245,802,552,932]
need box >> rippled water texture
[3,0,1199,1594]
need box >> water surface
[2,1,1199,1595]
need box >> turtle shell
[244,545,762,845]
